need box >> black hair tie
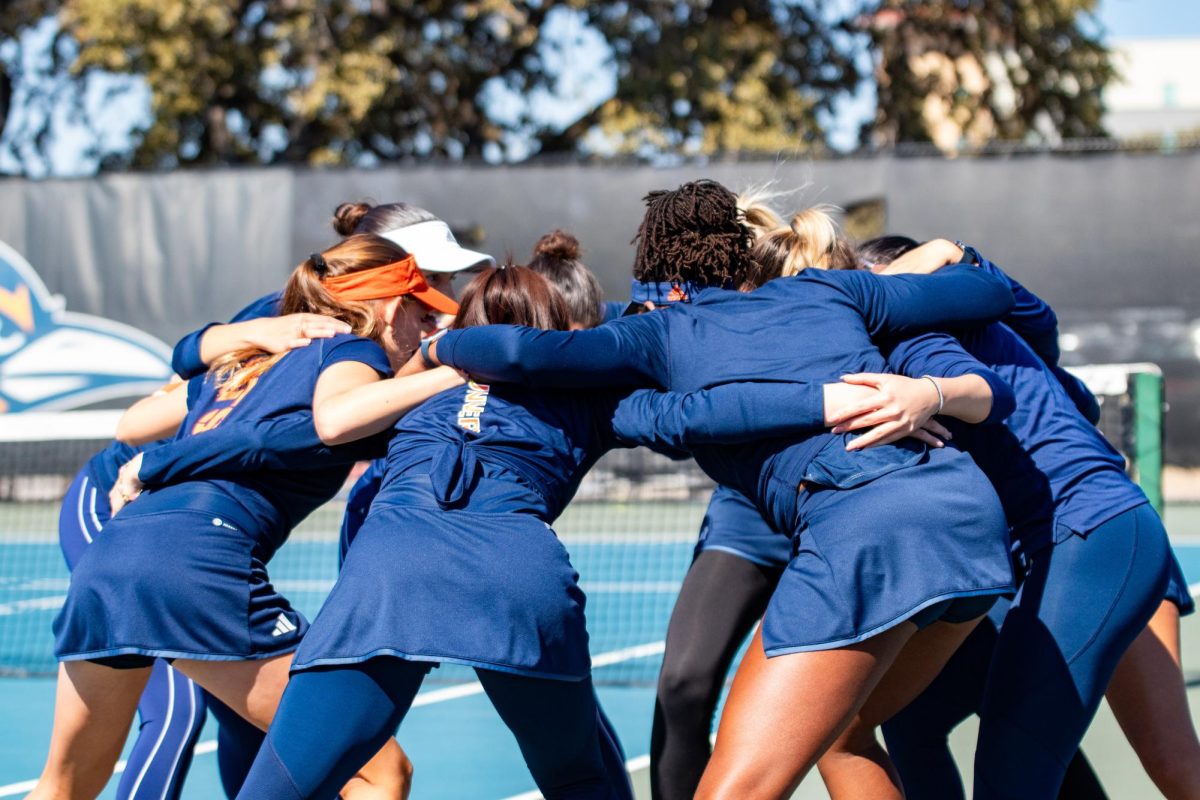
[310,253,328,277]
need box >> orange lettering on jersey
[192,406,233,434]
[193,372,263,434]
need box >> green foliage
[0,0,1116,173]
[0,1,65,157]
[550,1,857,156]
[60,0,559,167]
[864,0,1114,147]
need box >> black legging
[650,550,784,800]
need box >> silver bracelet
[922,375,945,414]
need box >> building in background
[1104,38,1200,140]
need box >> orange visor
[321,255,459,315]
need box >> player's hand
[832,373,951,451]
[823,382,888,426]
[878,239,963,275]
[242,314,352,353]
[109,452,145,516]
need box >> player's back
[163,333,387,549]
[384,380,620,522]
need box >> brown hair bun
[332,201,374,237]
[533,229,581,262]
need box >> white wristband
[922,375,945,414]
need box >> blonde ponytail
[737,190,786,240]
[744,205,859,288]
[783,206,840,275]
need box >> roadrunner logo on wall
[0,239,173,413]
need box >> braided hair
[631,179,756,288]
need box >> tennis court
[0,491,706,799]
[1,514,1198,798]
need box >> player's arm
[312,364,466,446]
[427,312,668,388]
[196,314,353,367]
[172,292,352,378]
[607,378,946,453]
[114,382,189,446]
[112,411,391,514]
[880,239,1061,364]
[609,382,817,453]
[132,414,388,488]
[832,264,1015,339]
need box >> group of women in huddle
[29,179,1199,800]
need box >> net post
[1132,370,1164,513]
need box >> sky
[1100,0,1200,38]
[2,0,1200,176]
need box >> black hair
[858,235,920,267]
[631,179,755,288]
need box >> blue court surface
[2,524,1199,798]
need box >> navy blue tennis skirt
[694,485,792,570]
[293,499,590,681]
[54,485,307,665]
[761,447,1014,655]
[1164,549,1196,616]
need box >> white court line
[0,596,66,616]
[592,641,666,667]
[0,640,666,798]
[411,640,666,706]
[584,582,681,594]
[500,754,653,800]
[0,578,69,591]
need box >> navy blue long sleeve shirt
[886,324,1146,556]
[434,266,1015,530]
[161,334,391,551]
[975,255,1061,365]
[971,251,1100,424]
[137,415,389,487]
[138,378,828,492]
[380,379,828,523]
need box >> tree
[0,0,1116,174]
[861,0,1113,150]
[0,1,66,170]
[59,0,571,167]
[542,1,858,157]
[57,0,858,166]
